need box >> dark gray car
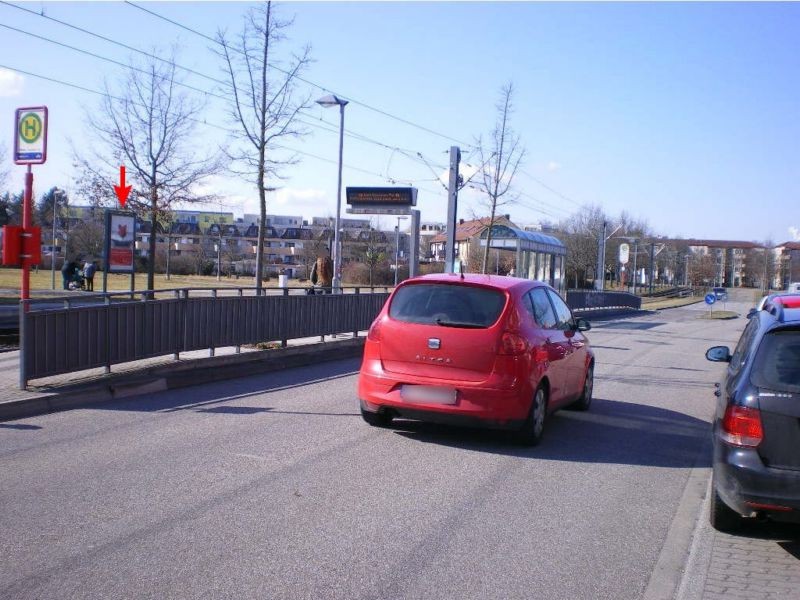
[705,295,800,531]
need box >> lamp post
[50,188,66,290]
[316,94,348,293]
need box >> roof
[664,239,764,250]
[429,216,515,244]
[479,225,566,255]
[405,272,548,292]
[777,242,800,251]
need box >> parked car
[358,274,594,445]
[786,282,800,293]
[705,294,800,531]
[749,292,790,318]
[712,287,728,301]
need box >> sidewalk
[0,333,366,422]
[677,479,800,600]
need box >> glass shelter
[479,225,567,292]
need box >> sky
[0,1,798,243]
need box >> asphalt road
[0,293,754,599]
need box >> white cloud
[789,226,800,241]
[0,68,24,97]
[546,161,562,173]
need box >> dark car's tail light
[720,405,764,447]
[499,331,528,355]
[367,318,382,342]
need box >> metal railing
[566,290,642,312]
[19,286,391,388]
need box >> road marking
[233,453,272,461]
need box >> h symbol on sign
[23,120,37,137]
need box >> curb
[642,437,712,600]
[0,337,365,422]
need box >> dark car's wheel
[361,406,393,428]
[570,364,594,412]
[710,480,743,532]
[515,386,547,446]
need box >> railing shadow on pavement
[390,398,712,469]
[92,356,363,415]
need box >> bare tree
[216,1,311,292]
[476,83,525,273]
[68,221,104,260]
[75,50,219,290]
[0,143,10,193]
[559,205,608,288]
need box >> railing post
[235,288,242,354]
[353,287,360,338]
[173,290,181,360]
[18,300,26,389]
[281,287,289,348]
[209,289,217,357]
[104,295,112,374]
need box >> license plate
[400,385,457,404]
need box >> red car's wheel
[570,364,594,412]
[515,386,547,446]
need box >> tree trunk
[255,163,266,293]
[148,175,157,291]
[481,206,497,274]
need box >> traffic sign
[14,106,48,165]
[705,294,716,305]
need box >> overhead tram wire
[518,168,584,209]
[123,0,472,148]
[0,9,449,176]
[0,1,229,88]
[0,23,444,176]
[2,0,587,214]
[0,63,444,198]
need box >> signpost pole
[409,209,420,278]
[445,146,460,274]
[21,165,32,302]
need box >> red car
[358,273,594,445]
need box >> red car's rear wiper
[435,318,483,329]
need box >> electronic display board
[345,187,417,214]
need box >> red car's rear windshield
[751,329,800,393]
[389,283,506,328]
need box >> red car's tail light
[499,331,528,355]
[720,405,764,447]
[367,318,382,342]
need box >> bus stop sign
[14,106,48,165]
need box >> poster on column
[104,210,136,273]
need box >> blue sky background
[0,1,798,242]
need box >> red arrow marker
[114,165,132,208]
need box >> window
[526,288,557,329]
[751,329,800,393]
[730,317,760,374]
[389,284,506,328]
[547,289,574,330]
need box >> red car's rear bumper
[358,357,533,428]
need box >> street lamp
[316,94,349,292]
[619,236,640,294]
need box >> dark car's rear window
[751,329,800,393]
[389,283,506,328]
